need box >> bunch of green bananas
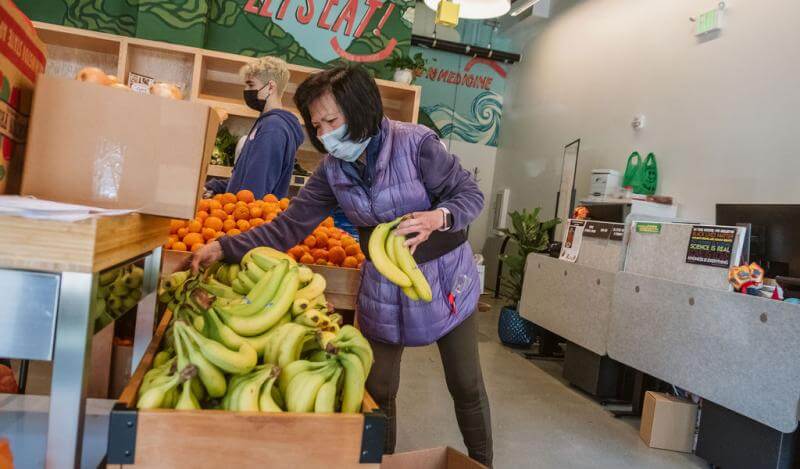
[139,247,374,414]
[367,218,433,302]
[94,264,144,332]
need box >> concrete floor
[394,296,706,469]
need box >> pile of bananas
[138,247,373,413]
[94,264,144,332]
[368,218,432,302]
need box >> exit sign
[695,8,722,35]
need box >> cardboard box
[640,391,698,453]
[0,0,46,194]
[21,74,219,219]
[381,447,487,469]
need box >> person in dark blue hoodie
[206,56,305,199]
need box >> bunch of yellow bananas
[95,264,144,332]
[368,217,433,302]
[138,248,372,413]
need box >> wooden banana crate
[162,250,362,311]
[107,309,385,468]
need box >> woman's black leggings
[365,312,493,466]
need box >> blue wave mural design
[421,91,503,147]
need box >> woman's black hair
[293,64,384,154]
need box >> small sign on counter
[560,219,586,263]
[685,225,736,268]
[583,221,626,242]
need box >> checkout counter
[519,219,800,469]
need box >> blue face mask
[320,124,371,163]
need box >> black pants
[366,312,493,466]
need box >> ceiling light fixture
[424,0,511,20]
[509,0,541,17]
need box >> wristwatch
[439,208,454,231]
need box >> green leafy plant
[499,208,561,306]
[385,52,428,77]
[211,126,238,167]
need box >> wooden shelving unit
[32,22,422,176]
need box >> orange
[198,199,212,212]
[279,198,290,210]
[327,261,336,267]
[303,235,317,248]
[172,241,188,252]
[315,258,327,265]
[164,239,174,249]
[263,193,279,203]
[196,210,209,222]
[328,246,346,264]
[177,227,189,238]
[202,227,217,240]
[237,189,255,203]
[311,248,328,261]
[299,253,314,264]
[301,244,311,254]
[223,219,237,232]
[266,212,277,222]
[204,216,224,232]
[237,219,251,231]
[356,253,366,263]
[187,220,202,233]
[343,256,359,268]
[249,206,263,219]
[327,239,342,250]
[214,231,225,239]
[249,218,265,228]
[168,234,179,244]
[183,232,204,248]
[209,209,226,220]
[341,236,356,247]
[227,214,235,221]
[212,194,225,204]
[208,199,223,211]
[220,192,236,205]
[287,252,297,261]
[322,216,334,227]
[345,244,360,257]
[314,231,328,247]
[223,203,236,214]
[288,246,305,258]
[169,219,186,234]
[226,228,242,236]
[233,205,251,220]
[191,243,205,252]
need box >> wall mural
[17,1,509,147]
[16,0,413,79]
[413,46,506,147]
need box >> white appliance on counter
[590,169,620,197]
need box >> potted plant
[497,208,560,347]
[385,52,427,84]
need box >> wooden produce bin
[107,310,385,468]
[0,213,168,273]
[308,263,361,311]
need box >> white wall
[492,0,800,231]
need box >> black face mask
[243,84,268,111]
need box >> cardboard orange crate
[107,309,384,468]
[21,74,220,219]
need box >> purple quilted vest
[323,119,479,346]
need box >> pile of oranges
[166,189,365,269]
[286,218,365,269]
[166,190,289,253]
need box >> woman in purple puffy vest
[190,65,492,465]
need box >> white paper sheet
[0,195,135,221]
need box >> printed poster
[560,219,586,263]
[685,225,736,268]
